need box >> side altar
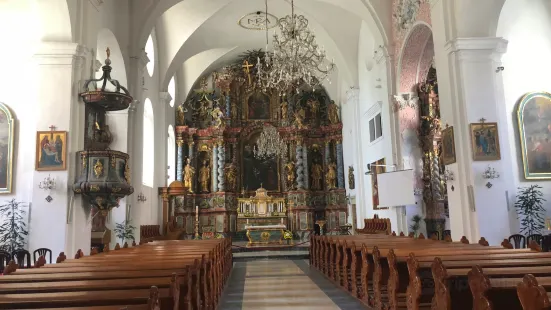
[237,187,287,231]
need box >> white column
[31,42,88,257]
[156,92,171,227]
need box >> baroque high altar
[159,51,347,240]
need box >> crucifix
[49,125,56,138]
[242,60,254,86]
[479,117,487,127]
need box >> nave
[218,260,365,310]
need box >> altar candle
[196,205,198,215]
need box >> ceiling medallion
[238,11,279,30]
[394,0,421,31]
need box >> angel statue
[211,106,224,128]
[328,100,340,124]
[326,162,337,190]
[177,104,187,126]
[293,108,306,130]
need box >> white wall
[497,0,551,232]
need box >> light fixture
[253,124,287,159]
[256,0,335,94]
[137,192,147,202]
[39,174,56,203]
[482,165,500,188]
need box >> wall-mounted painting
[244,90,272,120]
[371,158,387,210]
[441,126,456,165]
[0,103,15,194]
[36,131,67,171]
[517,91,551,179]
[469,122,501,161]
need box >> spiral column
[296,143,305,189]
[336,140,345,189]
[302,144,309,189]
[212,145,218,192]
[217,143,225,192]
[177,141,184,182]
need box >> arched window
[145,34,155,77]
[168,76,176,107]
[142,99,154,186]
[167,125,176,184]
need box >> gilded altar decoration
[285,161,296,190]
[311,162,323,190]
[199,160,211,193]
[93,159,104,178]
[176,104,186,126]
[36,130,67,171]
[0,103,15,194]
[124,162,131,183]
[326,162,337,190]
[293,107,306,129]
[225,163,237,191]
[470,122,501,161]
[183,158,195,192]
[517,92,551,179]
[441,126,456,165]
[280,100,288,120]
[328,100,340,124]
[211,107,224,128]
[260,231,271,241]
[348,166,355,190]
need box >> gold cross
[242,60,254,85]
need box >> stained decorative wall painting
[0,103,15,194]
[371,158,386,210]
[469,122,501,161]
[36,131,67,171]
[441,126,456,165]
[517,92,551,179]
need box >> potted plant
[409,214,423,238]
[114,220,136,245]
[515,185,546,236]
[283,230,293,245]
[0,199,29,253]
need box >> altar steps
[232,241,309,262]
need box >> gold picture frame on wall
[35,131,68,171]
[469,122,501,161]
[242,89,276,121]
[441,126,456,165]
[0,103,15,194]
[517,91,551,179]
[371,158,387,210]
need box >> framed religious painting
[517,91,551,179]
[441,126,456,165]
[243,90,273,120]
[35,131,67,171]
[0,103,15,194]
[469,122,501,161]
[371,158,387,210]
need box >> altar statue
[326,162,337,189]
[328,100,340,124]
[307,99,320,116]
[280,100,288,120]
[285,161,296,190]
[225,163,237,191]
[211,106,223,128]
[293,108,306,129]
[231,101,238,119]
[183,158,194,192]
[177,104,186,126]
[199,160,211,193]
[311,162,323,190]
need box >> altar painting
[242,133,279,191]
[36,131,67,171]
[246,91,271,120]
[518,92,551,179]
[371,158,386,210]
[0,103,14,193]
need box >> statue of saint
[285,161,296,190]
[326,162,337,190]
[328,100,340,124]
[177,104,186,126]
[183,158,194,192]
[225,163,237,191]
[293,108,306,129]
[199,160,211,193]
[231,102,238,120]
[211,107,223,128]
[311,162,323,190]
[307,99,320,116]
[280,100,288,120]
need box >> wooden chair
[443,230,451,238]
[11,249,31,268]
[33,248,52,264]
[508,234,526,249]
[527,234,543,247]
[0,250,11,273]
[429,230,441,240]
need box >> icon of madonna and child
[36,131,67,171]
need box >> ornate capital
[159,92,173,105]
[177,140,184,147]
[393,93,419,111]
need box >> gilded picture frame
[36,131,68,171]
[517,91,551,179]
[469,122,501,161]
[242,89,276,121]
[0,102,15,194]
[441,126,456,165]
[371,158,387,210]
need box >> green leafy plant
[0,199,28,253]
[515,185,546,236]
[114,220,136,244]
[409,214,423,237]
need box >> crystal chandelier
[256,0,335,94]
[254,125,287,159]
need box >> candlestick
[194,205,200,239]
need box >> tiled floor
[218,260,365,310]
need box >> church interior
[1,0,551,309]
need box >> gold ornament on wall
[124,162,131,183]
[93,159,104,178]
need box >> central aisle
[218,259,365,310]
